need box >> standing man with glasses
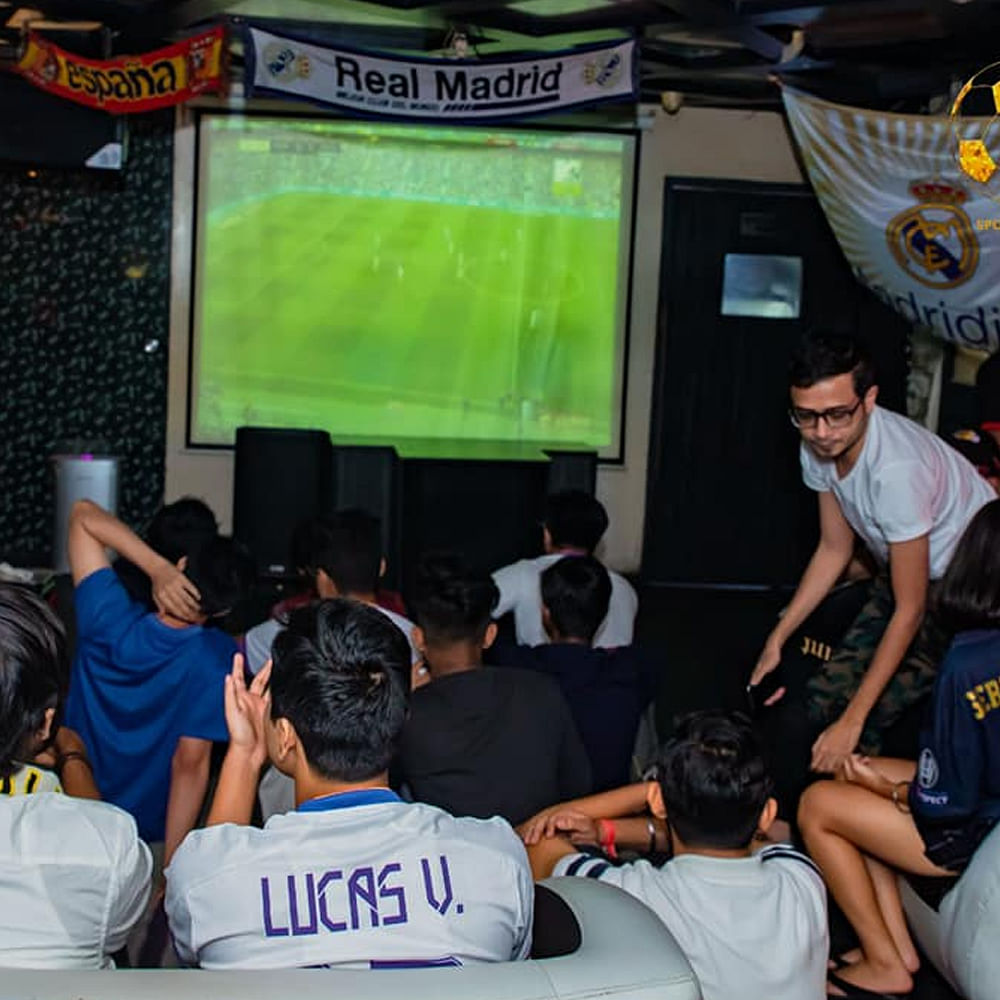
[749,330,993,775]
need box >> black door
[642,179,908,587]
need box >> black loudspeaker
[233,427,332,576]
[330,446,402,589]
[544,450,598,495]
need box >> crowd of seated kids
[6,470,1000,1000]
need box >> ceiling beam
[651,0,785,60]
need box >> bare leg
[799,778,949,995]
[864,854,920,974]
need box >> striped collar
[297,788,401,813]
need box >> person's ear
[315,569,337,598]
[38,706,56,744]
[412,625,426,654]
[863,384,878,412]
[176,555,188,572]
[757,797,779,838]
[272,717,298,763]
[379,557,387,581]
[646,780,667,819]
[541,605,555,639]
[542,525,554,553]
[483,621,498,650]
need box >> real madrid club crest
[582,52,623,89]
[885,179,979,289]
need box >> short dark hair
[789,330,876,399]
[655,711,773,850]
[183,536,255,618]
[543,490,609,553]
[270,599,411,781]
[147,498,218,564]
[937,499,1000,632]
[315,510,382,595]
[409,554,498,645]
[540,555,612,643]
[0,585,67,778]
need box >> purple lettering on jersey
[317,870,347,932]
[378,863,407,926]
[261,877,289,937]
[421,856,454,915]
[348,866,380,930]
[289,873,318,936]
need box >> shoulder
[167,822,262,887]
[1,794,143,856]
[422,806,528,863]
[939,631,1000,683]
[492,559,535,585]
[756,844,824,887]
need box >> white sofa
[0,876,702,1000]
[899,823,1000,1000]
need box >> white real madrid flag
[782,85,1000,352]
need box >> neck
[344,589,378,605]
[424,641,483,677]
[672,838,752,860]
[156,611,199,629]
[549,633,590,646]
[295,770,390,808]
[553,545,589,556]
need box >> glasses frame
[788,397,864,430]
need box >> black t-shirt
[490,640,654,793]
[394,667,592,826]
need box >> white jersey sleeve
[491,561,525,619]
[106,833,154,956]
[244,618,282,675]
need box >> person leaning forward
[749,331,994,775]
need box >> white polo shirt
[554,845,828,1000]
[492,553,638,648]
[801,405,993,578]
[165,789,533,969]
[0,791,152,968]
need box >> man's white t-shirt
[165,789,533,969]
[245,605,419,674]
[0,791,152,968]
[554,845,827,1000]
[492,553,638,648]
[800,405,994,579]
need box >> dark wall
[0,111,173,565]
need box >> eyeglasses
[788,398,863,430]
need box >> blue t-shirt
[65,568,235,842]
[911,629,1000,828]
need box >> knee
[797,779,837,839]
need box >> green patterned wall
[0,111,173,564]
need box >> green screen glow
[190,116,632,456]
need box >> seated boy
[165,599,533,968]
[490,555,654,791]
[492,490,638,649]
[244,510,416,674]
[65,499,254,864]
[524,711,828,1000]
[395,555,592,825]
[0,584,151,968]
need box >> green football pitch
[193,191,620,451]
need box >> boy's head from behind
[408,554,498,652]
[147,497,218,564]
[540,555,612,644]
[312,510,383,598]
[650,711,775,852]
[268,599,410,782]
[0,585,66,778]
[542,490,609,554]
[183,536,256,620]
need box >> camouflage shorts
[806,573,947,755]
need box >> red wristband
[597,818,618,859]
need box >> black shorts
[913,812,998,873]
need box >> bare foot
[827,958,913,996]
[829,946,919,976]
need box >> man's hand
[150,560,202,622]
[811,714,864,773]
[223,654,271,768]
[748,636,786,706]
[519,809,599,847]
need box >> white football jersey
[165,789,533,969]
[0,793,152,968]
[554,845,828,1000]
[492,554,638,648]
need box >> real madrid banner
[245,26,637,120]
[17,26,226,113]
[782,86,1000,351]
